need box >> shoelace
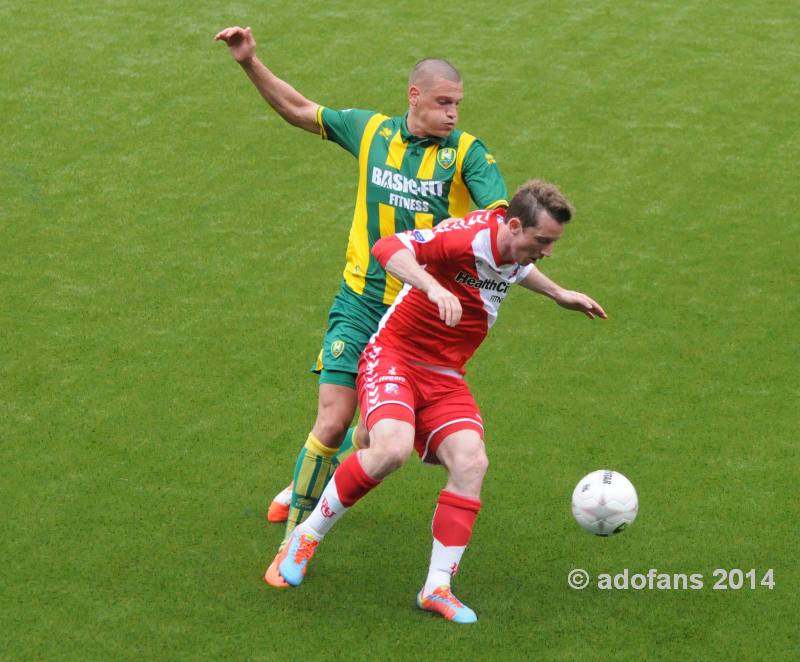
[292,535,318,564]
[432,586,464,608]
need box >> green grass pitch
[2,1,798,659]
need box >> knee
[372,440,413,473]
[467,448,489,478]
[454,445,489,479]
[368,425,414,474]
[354,419,370,449]
[475,448,489,477]
[314,408,351,446]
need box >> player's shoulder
[322,107,396,126]
[432,209,502,239]
[442,127,489,150]
[441,129,497,171]
[442,127,470,149]
[463,208,506,226]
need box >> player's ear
[408,85,420,106]
[507,216,522,233]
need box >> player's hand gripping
[427,282,462,327]
[214,26,257,63]
[554,290,608,320]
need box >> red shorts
[356,344,484,463]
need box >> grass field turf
[1,0,797,659]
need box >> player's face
[408,77,464,138]
[509,212,565,266]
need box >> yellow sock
[283,433,338,546]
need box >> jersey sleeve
[462,139,509,210]
[317,107,377,156]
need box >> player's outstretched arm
[214,26,320,133]
[382,249,462,327]
[520,267,607,320]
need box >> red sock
[432,490,481,546]
[424,490,481,595]
[332,452,381,507]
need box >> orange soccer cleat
[276,529,319,587]
[263,558,289,588]
[416,585,477,624]
[266,482,293,523]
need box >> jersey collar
[400,113,447,146]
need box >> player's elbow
[279,102,317,132]
[279,106,303,127]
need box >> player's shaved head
[409,58,462,89]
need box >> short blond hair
[409,58,461,88]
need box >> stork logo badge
[437,147,456,169]
[321,497,336,518]
[450,562,459,577]
[331,340,345,358]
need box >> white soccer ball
[571,469,638,536]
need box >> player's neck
[406,112,431,139]
[496,223,514,263]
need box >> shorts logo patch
[437,147,456,169]
[384,383,399,394]
[331,340,345,358]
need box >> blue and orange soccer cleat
[266,482,293,523]
[263,558,289,588]
[276,529,319,587]
[416,586,477,624]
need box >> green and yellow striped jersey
[317,107,508,305]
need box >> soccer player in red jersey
[272,180,607,623]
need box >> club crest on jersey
[331,340,345,358]
[384,383,400,395]
[437,147,456,169]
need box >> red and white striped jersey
[370,208,534,374]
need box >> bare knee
[453,445,489,480]
[360,419,415,479]
[354,417,370,449]
[313,410,351,446]
[469,448,489,478]
[372,441,413,473]
[437,432,488,497]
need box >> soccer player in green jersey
[215,25,517,587]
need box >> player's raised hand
[214,26,256,63]
[555,290,608,320]
[427,283,462,327]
